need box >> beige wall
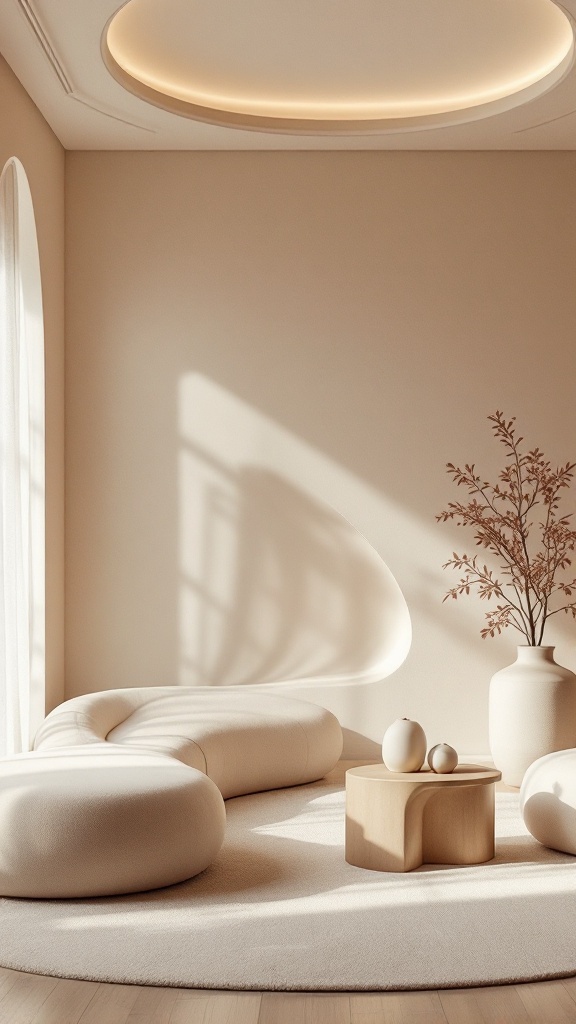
[0,56,65,713]
[65,151,576,755]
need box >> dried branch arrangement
[437,411,576,644]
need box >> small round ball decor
[427,743,458,774]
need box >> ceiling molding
[3,0,576,149]
[68,93,156,133]
[102,0,576,136]
[514,104,576,131]
[16,0,73,93]
[14,0,155,133]
[102,38,576,137]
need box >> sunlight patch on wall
[175,374,475,739]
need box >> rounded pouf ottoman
[520,748,576,855]
[0,744,226,898]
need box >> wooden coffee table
[345,763,501,872]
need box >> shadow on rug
[0,781,574,990]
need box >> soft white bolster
[520,748,576,855]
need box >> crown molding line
[15,0,156,133]
[513,104,576,131]
[17,0,72,91]
[512,1,576,133]
[67,92,156,132]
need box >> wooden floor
[2,970,576,1024]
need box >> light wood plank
[259,992,350,1024]
[77,983,141,1024]
[172,989,262,1024]
[516,980,576,1022]
[259,992,308,1024]
[0,971,59,1024]
[473,984,532,1023]
[350,991,405,1024]
[396,991,447,1022]
[351,990,446,1024]
[301,994,351,1024]
[562,976,576,1007]
[124,985,181,1024]
[440,985,531,1024]
[438,990,484,1024]
[31,978,100,1024]
[0,967,19,1003]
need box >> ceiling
[1,0,576,150]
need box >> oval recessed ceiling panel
[103,0,575,134]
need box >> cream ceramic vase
[382,718,427,772]
[488,646,576,787]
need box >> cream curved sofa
[0,689,342,898]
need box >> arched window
[0,157,45,755]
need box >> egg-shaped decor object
[382,718,427,773]
[427,742,458,774]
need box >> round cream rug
[1,778,575,990]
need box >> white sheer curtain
[0,157,45,755]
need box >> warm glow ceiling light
[103,0,575,134]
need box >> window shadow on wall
[178,429,410,690]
